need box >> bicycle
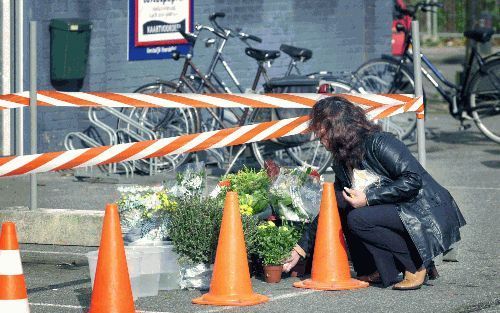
[121,13,311,173]
[254,44,359,173]
[126,13,354,174]
[353,1,500,143]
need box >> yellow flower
[267,221,276,227]
[279,226,289,232]
[240,204,253,216]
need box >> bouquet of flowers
[117,185,177,243]
[266,160,323,222]
[168,162,206,197]
[210,167,271,218]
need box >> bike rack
[64,130,134,177]
[63,106,165,177]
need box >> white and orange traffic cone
[0,222,30,312]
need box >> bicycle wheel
[250,81,352,173]
[249,107,309,170]
[354,58,418,140]
[122,82,199,173]
[285,81,354,173]
[468,59,500,143]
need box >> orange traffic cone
[192,192,268,306]
[0,222,30,312]
[88,204,135,313]
[294,182,369,290]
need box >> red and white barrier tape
[0,92,425,177]
[0,98,424,178]
[0,91,423,112]
[0,116,309,177]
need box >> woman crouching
[283,96,466,290]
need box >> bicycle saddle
[245,47,280,62]
[464,28,494,43]
[280,44,312,61]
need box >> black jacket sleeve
[365,134,423,205]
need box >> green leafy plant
[168,196,223,265]
[222,167,271,215]
[241,214,260,256]
[255,221,302,266]
[168,195,262,265]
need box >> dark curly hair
[309,96,381,169]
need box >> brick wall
[23,0,392,152]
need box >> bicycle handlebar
[397,1,443,18]
[195,24,227,40]
[208,12,228,38]
[209,12,225,21]
[234,31,262,45]
[197,12,262,47]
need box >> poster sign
[128,0,193,61]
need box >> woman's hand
[342,187,368,208]
[282,249,300,272]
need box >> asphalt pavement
[3,111,498,313]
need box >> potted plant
[168,193,261,289]
[255,221,301,283]
[167,195,222,289]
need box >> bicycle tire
[122,81,199,173]
[468,59,500,143]
[354,58,419,140]
[285,80,355,173]
[249,81,355,174]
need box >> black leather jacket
[298,131,466,264]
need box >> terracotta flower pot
[263,264,283,283]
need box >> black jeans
[345,203,423,287]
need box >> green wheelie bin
[49,18,92,91]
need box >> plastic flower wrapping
[266,160,323,222]
[117,162,206,243]
[169,162,206,198]
[117,185,177,242]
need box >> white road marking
[30,302,173,313]
[29,289,318,312]
[200,289,318,313]
[21,250,87,256]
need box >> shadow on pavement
[481,160,500,169]
[75,287,92,309]
[27,278,91,294]
[483,149,500,155]
[426,128,491,146]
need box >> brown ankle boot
[357,271,382,284]
[392,267,428,290]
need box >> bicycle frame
[203,34,246,93]
[173,50,271,129]
[400,36,491,117]
[284,58,302,76]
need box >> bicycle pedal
[460,111,473,120]
[459,124,472,131]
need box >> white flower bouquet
[117,185,177,243]
[168,162,206,198]
[267,161,323,222]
